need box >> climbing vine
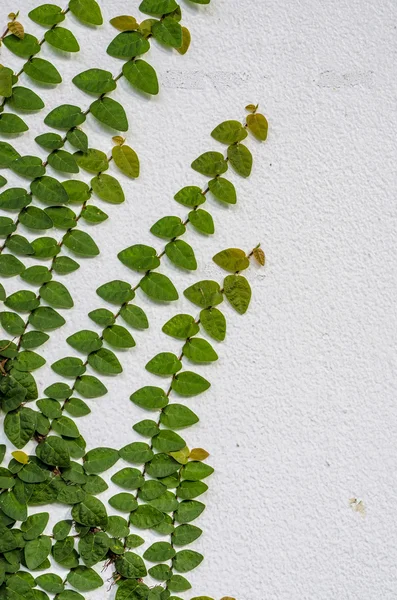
[0,1,269,599]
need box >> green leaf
[208,176,236,204]
[53,416,80,438]
[151,216,185,239]
[19,208,52,232]
[144,541,175,562]
[24,535,52,569]
[140,272,178,301]
[45,27,80,52]
[173,549,203,572]
[148,564,172,582]
[223,274,251,314]
[9,87,44,111]
[73,69,116,95]
[20,512,49,540]
[83,447,119,474]
[31,236,60,258]
[130,504,164,529]
[162,313,199,339]
[6,234,34,256]
[119,442,153,464]
[146,352,182,376]
[112,145,140,178]
[172,371,210,396]
[0,66,13,97]
[139,480,166,501]
[5,290,39,312]
[177,481,208,500]
[44,206,76,229]
[29,4,65,26]
[0,311,25,335]
[4,408,36,448]
[139,0,179,14]
[40,281,74,308]
[35,132,63,150]
[153,430,185,452]
[35,573,64,594]
[53,256,80,275]
[103,324,135,348]
[88,348,122,374]
[200,307,226,341]
[44,381,71,399]
[246,112,268,141]
[3,33,40,58]
[47,149,79,173]
[174,186,205,208]
[191,151,227,177]
[74,148,109,173]
[71,495,107,528]
[115,552,147,579]
[29,306,65,330]
[107,31,150,59]
[66,566,103,592]
[120,304,148,329]
[167,575,192,592]
[78,531,109,567]
[31,175,69,205]
[20,330,49,349]
[0,215,16,236]
[67,329,102,353]
[90,97,128,131]
[64,397,91,417]
[69,0,103,25]
[24,58,62,84]
[211,120,247,144]
[118,244,160,271]
[36,436,70,466]
[188,208,214,234]
[0,113,28,133]
[147,453,180,478]
[109,492,138,512]
[81,205,108,223]
[13,350,46,372]
[37,398,62,418]
[0,254,25,277]
[91,173,125,203]
[63,230,99,257]
[152,17,182,48]
[67,129,88,152]
[183,338,218,363]
[111,467,143,490]
[133,419,159,437]
[227,143,253,177]
[0,483,28,521]
[130,386,168,410]
[74,375,107,398]
[160,404,199,428]
[44,104,85,129]
[10,156,45,179]
[88,307,115,327]
[166,240,197,270]
[184,280,223,308]
[97,279,134,304]
[0,142,20,167]
[123,60,159,95]
[182,461,214,481]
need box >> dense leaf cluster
[0,1,269,599]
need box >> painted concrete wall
[0,1,396,598]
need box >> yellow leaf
[246,113,268,141]
[110,15,138,32]
[253,247,265,266]
[189,448,210,461]
[112,135,125,146]
[12,450,29,464]
[139,19,157,37]
[221,597,237,600]
[177,27,191,55]
[245,104,257,113]
[112,145,140,179]
[8,21,24,39]
[169,446,190,464]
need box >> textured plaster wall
[0,1,396,599]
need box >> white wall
[0,1,396,598]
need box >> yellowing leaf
[110,15,138,31]
[189,448,210,461]
[177,26,191,55]
[253,246,265,266]
[12,450,29,464]
[245,103,258,113]
[112,136,125,146]
[112,145,140,179]
[169,446,190,464]
[8,21,24,39]
[247,113,268,141]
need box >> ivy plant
[0,1,104,133]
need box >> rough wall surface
[0,1,396,599]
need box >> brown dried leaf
[253,247,265,266]
[8,20,24,39]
